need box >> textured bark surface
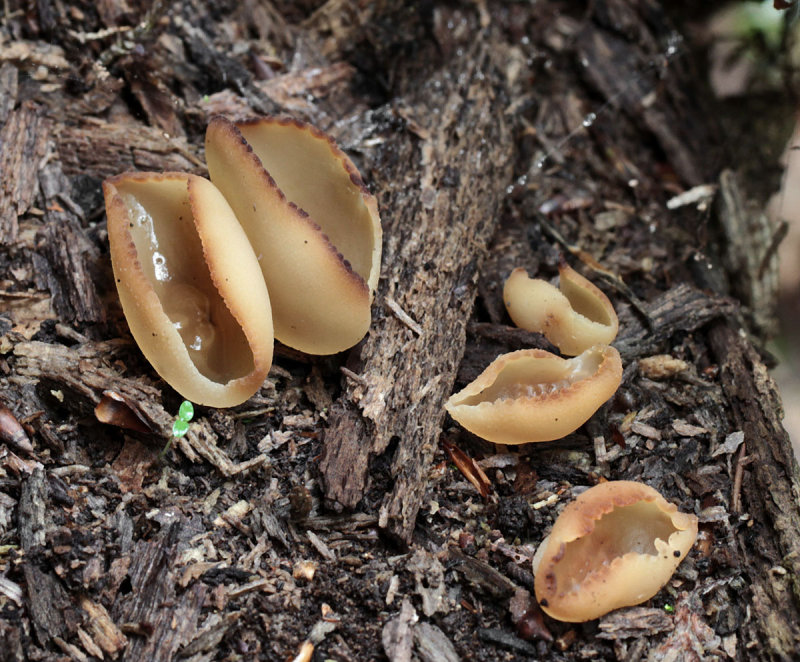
[1,1,799,660]
[0,104,49,245]
[319,38,514,541]
[710,322,800,658]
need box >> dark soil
[1,1,799,660]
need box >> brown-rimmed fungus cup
[444,345,622,444]
[104,172,274,408]
[532,480,698,622]
[205,116,382,355]
[503,262,618,356]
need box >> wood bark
[0,102,48,245]
[710,322,800,657]
[319,36,514,541]
[1,1,800,660]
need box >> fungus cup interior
[457,349,604,406]
[113,176,253,382]
[559,267,616,328]
[533,481,698,622]
[554,500,682,585]
[105,172,275,408]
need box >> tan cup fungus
[503,262,618,356]
[205,116,383,355]
[533,481,698,622]
[104,172,274,408]
[444,345,622,444]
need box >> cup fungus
[503,262,618,356]
[104,172,274,408]
[532,480,698,622]
[444,345,622,444]
[205,115,382,355]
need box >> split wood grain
[0,102,49,245]
[709,322,800,657]
[319,39,514,542]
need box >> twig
[340,366,367,385]
[731,441,750,514]
[385,297,424,336]
[536,213,653,328]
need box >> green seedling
[160,400,194,460]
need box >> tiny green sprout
[178,400,194,423]
[160,400,195,460]
[172,418,189,438]
[664,604,674,614]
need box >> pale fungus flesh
[104,172,274,408]
[205,115,382,355]
[503,262,618,356]
[533,480,698,622]
[444,345,623,444]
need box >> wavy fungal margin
[205,115,382,355]
[532,480,698,622]
[503,261,618,356]
[444,345,622,444]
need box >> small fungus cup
[444,345,622,444]
[503,262,618,356]
[532,480,698,622]
[104,172,274,407]
[205,116,382,355]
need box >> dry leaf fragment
[95,390,155,434]
[442,439,491,498]
[0,405,34,454]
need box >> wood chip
[638,355,690,379]
[672,419,709,437]
[0,103,48,243]
[597,607,674,639]
[711,430,745,457]
[442,440,491,498]
[449,547,517,599]
[407,549,445,617]
[0,575,23,606]
[629,421,662,441]
[178,420,269,477]
[306,530,336,561]
[382,598,417,662]
[179,612,241,658]
[414,622,460,662]
[76,627,105,660]
[79,596,127,657]
[385,296,424,336]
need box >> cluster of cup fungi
[103,115,697,626]
[103,115,382,408]
[445,260,698,622]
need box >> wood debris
[0,2,797,660]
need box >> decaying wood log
[55,120,205,181]
[0,103,49,245]
[3,1,800,660]
[113,524,207,662]
[319,36,514,541]
[32,161,105,325]
[18,469,82,652]
[710,322,800,658]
